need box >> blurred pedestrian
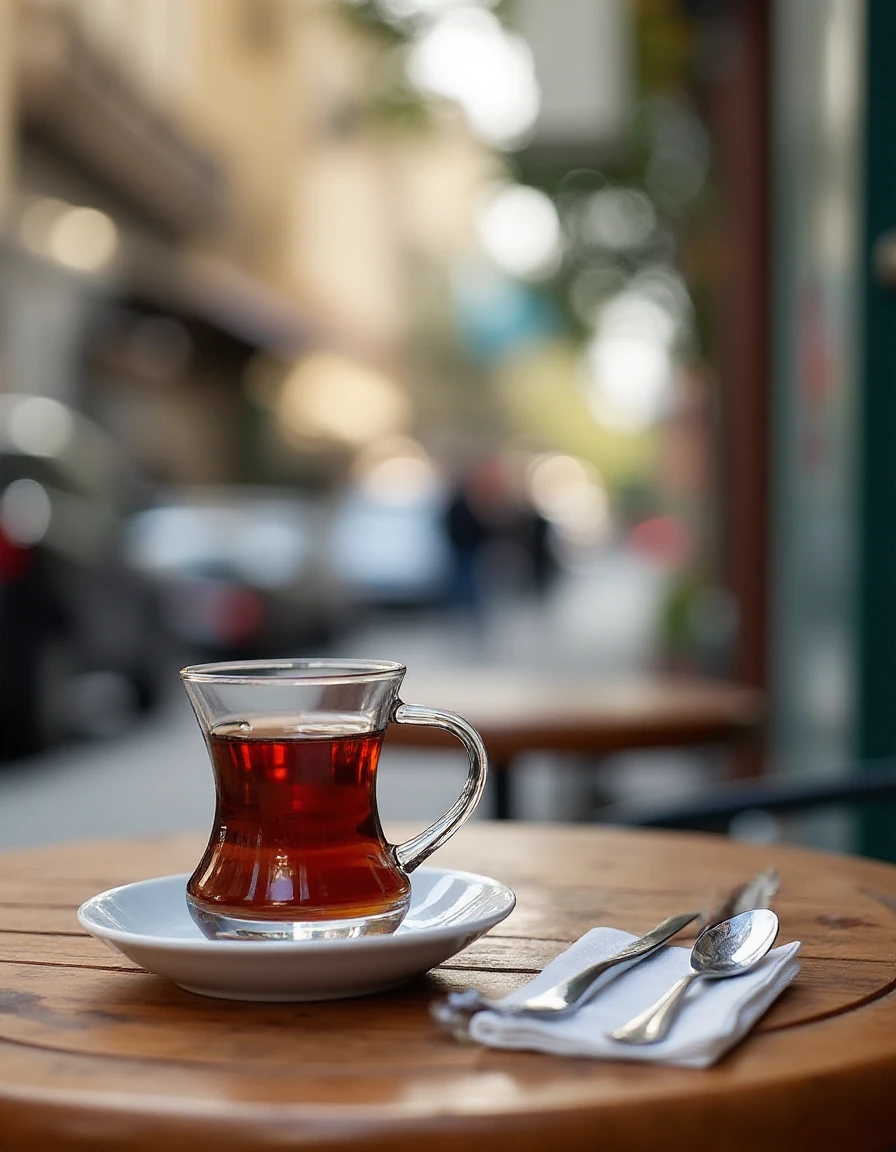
[444,475,490,621]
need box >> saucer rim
[77,865,516,952]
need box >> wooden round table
[1,823,895,1151]
[391,672,764,817]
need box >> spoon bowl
[610,908,780,1045]
[692,907,780,976]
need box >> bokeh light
[3,396,75,458]
[352,436,440,503]
[406,7,540,148]
[526,452,610,548]
[0,479,52,546]
[277,353,410,447]
[475,183,562,280]
[48,206,119,272]
[20,198,118,273]
[576,187,657,252]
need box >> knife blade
[505,910,700,1017]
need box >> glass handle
[389,702,488,873]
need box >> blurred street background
[0,545,670,844]
[0,0,894,858]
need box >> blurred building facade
[0,0,513,487]
[0,1,743,674]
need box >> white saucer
[77,867,516,1002]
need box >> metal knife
[431,910,699,1037]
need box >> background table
[391,671,765,817]
[1,823,895,1150]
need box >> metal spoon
[609,908,780,1045]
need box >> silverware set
[431,868,780,1044]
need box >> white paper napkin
[468,927,801,1069]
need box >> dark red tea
[187,718,410,922]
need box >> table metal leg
[493,759,512,819]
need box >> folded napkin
[468,927,801,1069]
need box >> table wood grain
[1,824,895,1151]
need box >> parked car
[0,394,170,759]
[329,485,453,609]
[124,486,354,659]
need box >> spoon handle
[609,970,702,1044]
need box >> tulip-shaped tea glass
[181,659,488,940]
